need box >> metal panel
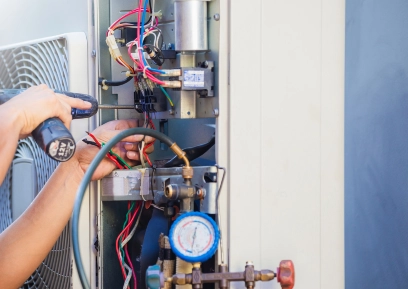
[228,1,344,289]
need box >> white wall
[219,1,345,288]
[0,0,88,46]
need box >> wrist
[1,102,23,139]
[58,154,85,185]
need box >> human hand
[3,84,92,139]
[74,119,155,180]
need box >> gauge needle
[191,227,198,251]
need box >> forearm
[0,104,22,182]
[0,157,84,289]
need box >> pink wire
[107,7,150,36]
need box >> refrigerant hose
[72,128,188,289]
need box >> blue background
[346,0,408,287]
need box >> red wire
[125,245,137,289]
[87,132,126,169]
[143,119,155,167]
[107,7,151,36]
[115,201,142,285]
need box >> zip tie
[125,71,136,77]
[101,79,108,90]
[143,66,150,78]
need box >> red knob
[277,260,295,289]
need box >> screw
[169,109,175,115]
[213,109,219,116]
[114,172,119,177]
[91,50,96,57]
[214,13,220,21]
[167,43,172,50]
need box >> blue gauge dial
[169,212,220,263]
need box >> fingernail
[84,101,92,106]
[128,151,136,158]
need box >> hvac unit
[0,32,91,289]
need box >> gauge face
[169,212,219,263]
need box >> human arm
[0,118,153,289]
[0,84,92,182]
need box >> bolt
[91,50,96,57]
[214,13,220,21]
[169,109,175,115]
[213,109,219,116]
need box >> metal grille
[0,169,12,233]
[0,36,72,289]
[0,38,69,90]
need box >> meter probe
[0,89,98,162]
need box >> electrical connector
[162,81,182,88]
[106,35,122,60]
[161,69,182,77]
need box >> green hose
[72,127,175,289]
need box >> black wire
[82,139,99,147]
[98,76,133,87]
[146,0,152,26]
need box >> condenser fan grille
[0,38,69,90]
[0,35,76,289]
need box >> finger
[57,93,93,109]
[55,97,74,129]
[121,135,155,143]
[144,144,154,154]
[33,84,49,91]
[124,142,138,151]
[114,119,139,130]
[126,151,141,161]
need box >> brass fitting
[182,166,194,179]
[170,143,187,161]
[192,263,201,269]
[170,143,193,179]
[255,270,275,282]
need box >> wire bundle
[83,132,132,169]
[139,113,156,167]
[116,201,144,289]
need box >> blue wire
[149,68,165,74]
[140,0,164,74]
[140,0,149,66]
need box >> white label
[183,70,205,88]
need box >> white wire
[121,203,144,247]
[151,203,164,211]
[151,0,156,28]
[123,263,133,289]
[139,141,146,168]
[156,32,162,48]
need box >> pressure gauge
[169,211,220,263]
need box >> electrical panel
[71,1,295,289]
